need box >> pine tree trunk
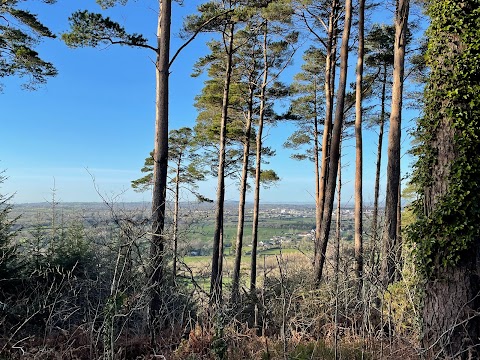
[422,116,480,356]
[250,25,269,292]
[172,161,180,282]
[314,0,352,285]
[381,0,409,286]
[370,64,387,273]
[395,180,401,281]
[314,79,321,264]
[423,262,480,359]
[335,145,341,281]
[210,23,235,306]
[315,0,338,265]
[354,0,365,289]
[334,149,341,358]
[232,86,254,302]
[149,0,171,342]
[418,3,480,355]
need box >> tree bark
[172,160,180,282]
[395,180,402,281]
[381,0,409,286]
[419,2,480,356]
[149,0,171,342]
[315,0,338,265]
[231,85,254,302]
[354,0,365,290]
[423,116,480,356]
[314,0,352,285]
[370,63,387,274]
[250,24,269,292]
[314,78,321,265]
[333,146,341,358]
[210,22,235,306]
[423,262,480,359]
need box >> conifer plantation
[1,0,479,359]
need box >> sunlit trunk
[149,0,171,343]
[172,161,180,282]
[210,22,235,306]
[250,24,269,292]
[370,64,387,273]
[314,0,352,285]
[315,0,338,267]
[354,0,365,289]
[232,85,254,302]
[381,0,409,286]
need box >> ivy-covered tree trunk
[411,1,480,358]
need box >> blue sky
[1,0,419,205]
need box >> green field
[185,217,316,245]
[176,215,321,290]
[181,246,311,291]
[184,246,303,265]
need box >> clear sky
[1,0,419,205]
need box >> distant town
[10,201,376,257]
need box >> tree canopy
[0,0,57,89]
